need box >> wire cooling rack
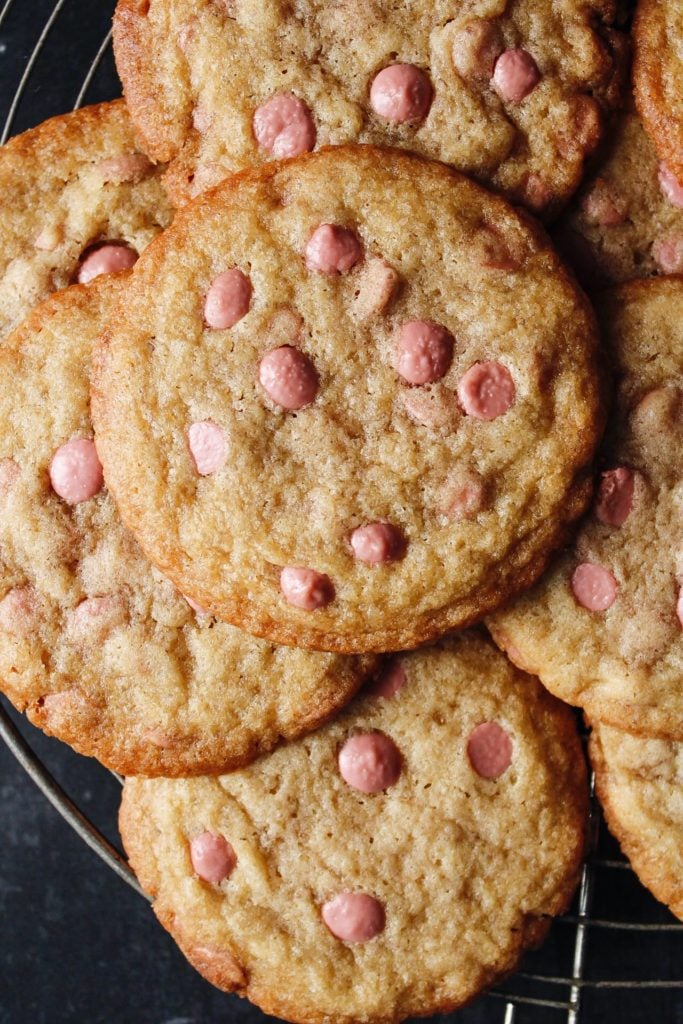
[3,696,683,1024]
[0,2,681,1023]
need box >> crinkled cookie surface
[121,633,588,1024]
[114,0,627,215]
[634,0,683,185]
[93,146,603,654]
[556,112,683,287]
[489,277,683,739]
[0,100,172,342]
[590,719,683,920]
[0,279,371,776]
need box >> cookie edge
[92,144,606,654]
[589,719,683,921]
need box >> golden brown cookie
[590,719,682,920]
[488,277,683,739]
[0,100,172,342]
[0,279,371,776]
[113,0,627,216]
[92,146,603,654]
[633,0,683,185]
[556,112,683,286]
[120,633,588,1024]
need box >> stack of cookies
[0,0,680,1019]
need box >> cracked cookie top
[0,100,172,342]
[114,0,626,216]
[634,0,683,188]
[489,277,683,740]
[92,146,602,654]
[0,278,371,776]
[590,719,683,920]
[120,633,587,1024]
[556,112,683,287]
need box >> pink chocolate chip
[581,180,626,227]
[0,587,36,636]
[492,49,540,103]
[39,690,89,723]
[653,233,683,275]
[595,467,634,527]
[659,163,683,209]
[98,153,153,184]
[367,659,406,698]
[322,892,385,943]
[204,268,252,329]
[259,346,319,410]
[369,63,433,124]
[458,361,515,420]
[280,567,334,610]
[253,92,316,158]
[354,258,400,319]
[467,722,513,779]
[77,244,138,284]
[305,225,363,275]
[67,595,126,639]
[394,321,454,385]
[185,594,209,616]
[444,476,486,519]
[350,522,405,565]
[677,586,683,629]
[401,386,460,431]
[0,458,20,495]
[188,421,227,476]
[190,831,237,884]
[497,635,532,674]
[143,727,178,749]
[571,562,618,611]
[338,731,402,793]
[49,439,103,505]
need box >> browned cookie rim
[113,0,627,215]
[633,0,683,182]
[120,635,589,1023]
[92,145,604,653]
[589,719,683,921]
[488,275,683,741]
[0,282,373,776]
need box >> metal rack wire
[0,2,681,1022]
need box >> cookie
[0,279,371,776]
[92,146,603,655]
[113,0,627,216]
[120,633,588,1024]
[488,277,683,739]
[633,0,683,186]
[0,100,173,343]
[590,719,682,920]
[555,112,683,286]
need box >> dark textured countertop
[0,4,681,1023]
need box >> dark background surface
[0,3,681,1023]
